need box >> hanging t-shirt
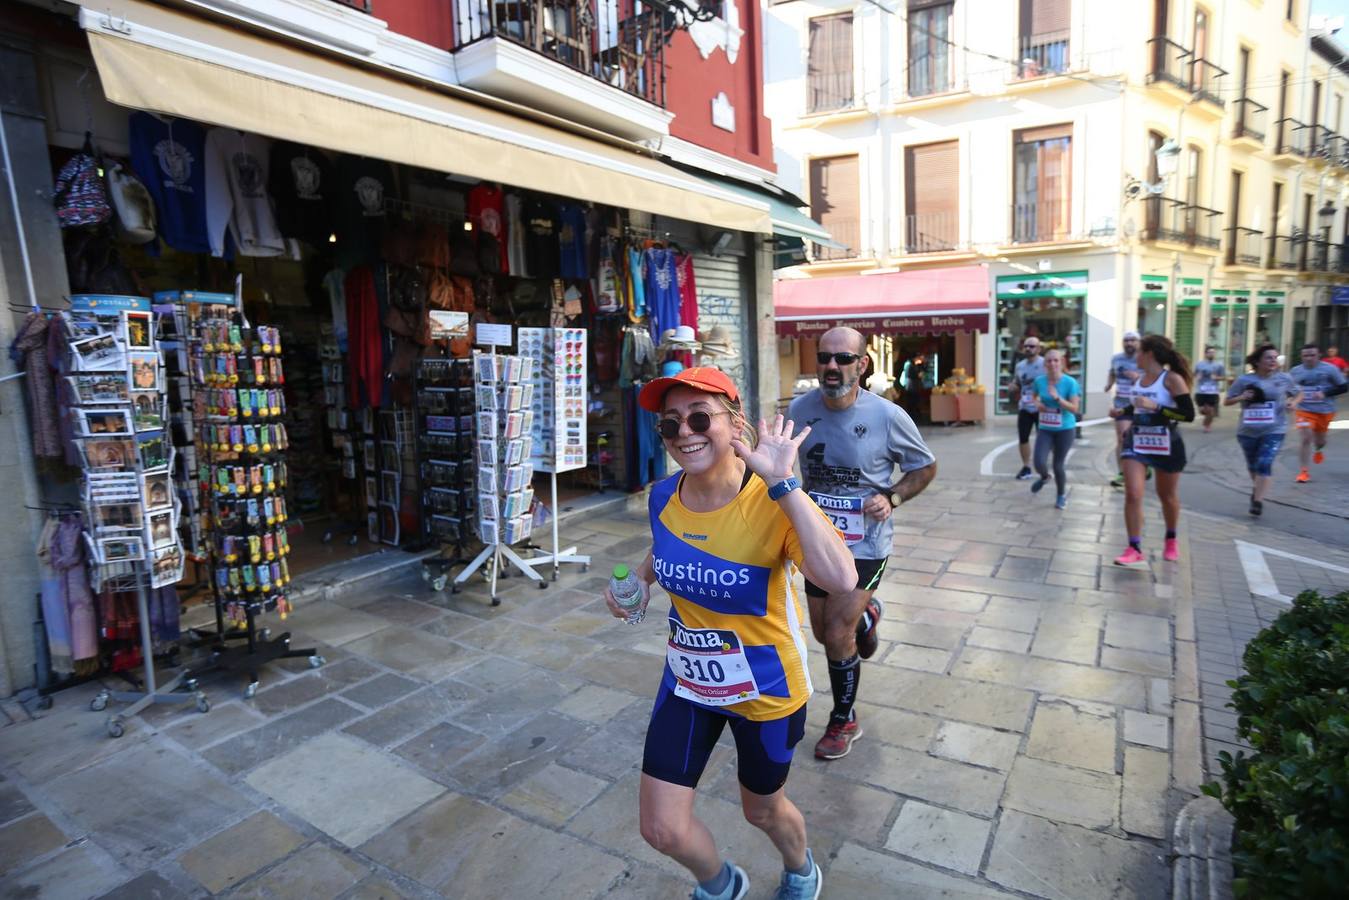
[505,193,530,277]
[128,113,210,254]
[467,184,508,273]
[337,155,395,261]
[593,237,620,313]
[558,203,588,279]
[323,268,349,352]
[676,253,699,337]
[268,141,336,246]
[204,129,288,258]
[628,246,646,319]
[524,198,561,278]
[644,247,680,335]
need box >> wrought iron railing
[1225,226,1263,267]
[1275,118,1308,156]
[1017,30,1070,79]
[1145,198,1221,249]
[1147,37,1191,90]
[1269,232,1308,269]
[453,0,667,107]
[902,211,959,254]
[1233,97,1267,142]
[811,218,858,261]
[1012,200,1072,244]
[1190,57,1227,107]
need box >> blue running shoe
[691,863,749,900]
[1030,476,1048,494]
[773,851,822,900]
[1055,494,1068,510]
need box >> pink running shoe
[1114,547,1147,567]
[1163,539,1179,562]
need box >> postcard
[136,432,169,471]
[76,407,134,437]
[128,352,162,392]
[69,372,129,405]
[146,508,176,548]
[98,536,145,563]
[141,471,173,509]
[83,438,134,471]
[130,392,163,431]
[93,501,142,531]
[123,311,153,349]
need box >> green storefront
[995,271,1088,415]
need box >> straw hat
[657,325,701,354]
[698,324,736,358]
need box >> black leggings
[1033,428,1075,496]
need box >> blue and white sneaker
[773,851,822,900]
[1055,494,1068,510]
[691,863,749,900]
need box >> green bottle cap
[612,564,630,579]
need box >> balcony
[1143,198,1222,249]
[1274,118,1308,157]
[1269,232,1308,270]
[1225,226,1263,267]
[451,0,674,139]
[1232,97,1267,143]
[1323,133,1349,167]
[1012,200,1072,244]
[811,218,859,262]
[1016,31,1070,80]
[1306,238,1342,273]
[1145,37,1224,108]
[907,54,959,99]
[808,73,855,115]
[902,211,959,254]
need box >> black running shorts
[803,556,888,598]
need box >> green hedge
[1203,589,1349,898]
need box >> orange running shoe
[1296,469,1310,483]
[1314,450,1325,465]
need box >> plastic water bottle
[610,564,645,625]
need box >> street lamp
[1124,138,1183,198]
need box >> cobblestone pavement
[1,422,1345,899]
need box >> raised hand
[731,415,809,482]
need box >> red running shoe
[814,718,863,760]
[856,597,884,660]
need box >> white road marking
[1234,539,1349,605]
[979,417,1112,476]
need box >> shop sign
[775,313,989,337]
[994,270,1088,299]
[1332,286,1349,305]
[1139,274,1169,299]
[1256,290,1285,311]
[71,294,152,314]
[1212,289,1251,304]
[1179,277,1204,307]
[476,322,512,346]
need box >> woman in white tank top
[1114,335,1197,568]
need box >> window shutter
[810,155,860,257]
[807,14,853,112]
[905,141,958,250]
[1029,0,1069,39]
[1174,307,1197,360]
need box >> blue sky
[1314,0,1349,26]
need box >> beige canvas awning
[81,0,771,233]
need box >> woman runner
[1029,349,1081,509]
[1111,335,1195,566]
[604,367,854,900]
[1224,344,1301,516]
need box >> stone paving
[1,431,1344,899]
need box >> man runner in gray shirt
[1289,342,1348,483]
[789,327,936,760]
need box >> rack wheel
[581,564,590,573]
[431,575,448,592]
[451,584,460,594]
[244,682,259,699]
[491,597,502,607]
[260,628,272,641]
[421,567,431,583]
[536,580,547,590]
[106,716,125,739]
[196,694,211,714]
[308,655,326,668]
[552,571,558,582]
[90,691,109,712]
[184,678,199,692]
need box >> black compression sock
[828,655,861,724]
[1165,529,1177,540]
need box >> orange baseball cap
[638,366,740,412]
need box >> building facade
[765,0,1349,416]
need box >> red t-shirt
[467,184,509,272]
[1325,355,1349,374]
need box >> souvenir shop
[3,7,767,716]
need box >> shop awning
[774,268,990,337]
[692,174,842,246]
[79,0,772,234]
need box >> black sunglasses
[817,352,861,366]
[656,410,729,439]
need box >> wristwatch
[767,477,801,501]
[889,491,904,508]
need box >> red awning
[774,268,990,337]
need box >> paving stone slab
[0,778,35,827]
[1121,746,1170,839]
[0,812,66,876]
[931,720,1022,772]
[953,647,1148,709]
[204,698,363,776]
[863,667,1035,731]
[392,722,488,780]
[448,711,596,797]
[1002,756,1120,831]
[935,572,1075,603]
[848,702,940,751]
[708,763,897,846]
[1025,701,1117,774]
[176,810,306,893]
[976,597,1041,633]
[1124,710,1170,750]
[826,842,1017,898]
[1101,647,1173,678]
[499,762,610,827]
[986,811,1169,899]
[884,800,991,876]
[342,627,485,682]
[344,684,485,748]
[1029,620,1101,665]
[0,842,127,900]
[966,626,1031,654]
[559,699,652,781]
[230,842,368,900]
[246,732,445,847]
[451,669,585,738]
[844,742,1006,816]
[95,869,196,900]
[293,603,391,646]
[339,673,422,709]
[1104,611,1171,652]
[892,585,991,614]
[881,643,952,673]
[358,596,446,628]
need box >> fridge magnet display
[77,408,134,436]
[83,438,135,470]
[131,392,164,430]
[123,311,153,349]
[70,333,124,370]
[99,536,145,563]
[364,476,377,508]
[142,472,173,509]
[69,372,130,404]
[136,432,169,470]
[150,544,184,588]
[146,509,176,548]
[128,352,162,392]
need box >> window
[1277,70,1291,151]
[908,1,953,97]
[1270,181,1284,267]
[1184,145,1203,240]
[1311,80,1323,154]
[1286,0,1295,23]
[807,13,853,113]
[1013,125,1072,242]
[1192,7,1209,92]
[904,140,959,252]
[1227,170,1246,265]
[1019,0,1070,77]
[809,155,860,259]
[1144,130,1164,239]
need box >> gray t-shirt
[1013,357,1046,412]
[789,389,935,561]
[1194,361,1226,395]
[1109,351,1141,408]
[1227,372,1301,436]
[1289,362,1346,414]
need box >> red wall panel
[370,0,454,49]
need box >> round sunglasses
[656,410,731,439]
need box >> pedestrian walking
[1029,349,1080,510]
[1194,346,1227,432]
[1007,336,1045,480]
[1324,345,1348,374]
[789,327,936,760]
[1288,343,1346,483]
[1106,330,1142,488]
[1111,335,1195,566]
[1224,344,1301,516]
[602,366,855,900]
